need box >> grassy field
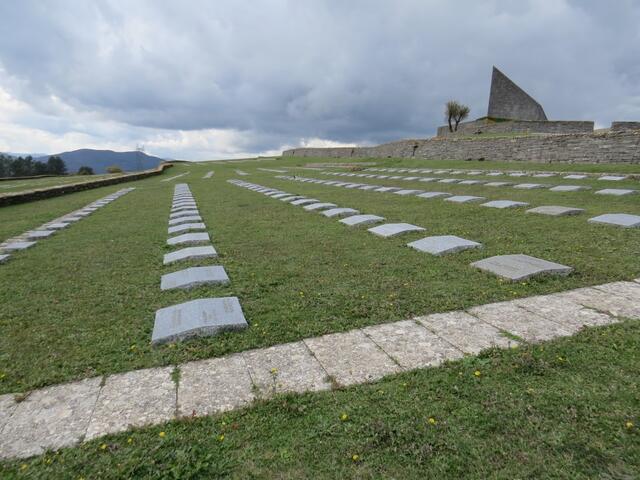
[0,173,126,196]
[0,158,639,395]
[3,319,638,478]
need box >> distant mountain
[33,149,165,174]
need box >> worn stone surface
[271,193,291,199]
[485,182,512,187]
[280,195,305,202]
[549,185,590,192]
[363,320,463,370]
[458,180,485,185]
[290,198,319,206]
[2,241,37,251]
[444,195,485,203]
[242,342,331,397]
[339,214,385,227]
[46,223,70,230]
[471,254,573,281]
[163,245,217,265]
[178,355,254,417]
[513,294,614,331]
[588,213,640,228]
[152,297,248,345]
[0,254,10,263]
[0,377,101,459]
[322,207,360,218]
[417,311,516,354]
[394,189,423,196]
[161,266,229,290]
[593,281,640,302]
[526,206,585,216]
[408,235,482,255]
[417,191,451,199]
[438,178,460,184]
[303,202,338,211]
[599,175,626,181]
[554,287,640,320]
[563,174,587,179]
[168,215,202,226]
[595,189,636,196]
[169,210,200,219]
[469,302,572,342]
[304,330,400,386]
[168,222,206,235]
[25,230,56,239]
[513,183,544,189]
[0,394,17,432]
[166,232,210,246]
[85,368,175,440]
[373,186,400,192]
[481,200,529,209]
[368,223,425,238]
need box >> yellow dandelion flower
[127,437,133,444]
[218,434,225,442]
[351,454,360,462]
[270,367,278,374]
[20,464,28,471]
[626,421,634,429]
[159,431,166,438]
[474,370,481,377]
[129,345,137,351]
[428,417,437,425]
[340,413,349,421]
[100,443,107,450]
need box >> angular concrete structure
[487,66,547,121]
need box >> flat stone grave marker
[417,191,451,199]
[160,266,229,290]
[458,180,485,185]
[599,175,626,181]
[168,222,206,235]
[389,176,403,180]
[513,183,544,189]
[167,232,210,246]
[471,254,573,281]
[172,205,198,213]
[438,179,460,183]
[373,186,400,192]
[408,235,482,255]
[358,185,380,190]
[322,207,360,218]
[394,189,423,195]
[0,254,10,263]
[168,215,202,226]
[152,297,248,345]
[466,171,483,175]
[595,189,636,196]
[75,211,92,217]
[170,210,200,219]
[526,206,585,216]
[508,172,527,177]
[163,245,217,265]
[46,223,69,230]
[481,200,529,209]
[445,195,485,203]
[403,176,419,180]
[563,174,587,180]
[344,184,364,189]
[375,175,389,179]
[533,173,555,178]
[485,182,512,187]
[290,198,320,206]
[62,216,82,222]
[26,230,56,239]
[418,177,437,182]
[368,223,425,238]
[271,193,291,199]
[266,191,286,197]
[549,185,590,192]
[303,202,338,211]
[280,196,306,202]
[339,214,385,227]
[486,172,503,176]
[588,213,640,228]
[2,241,37,251]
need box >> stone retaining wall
[283,131,640,165]
[436,118,594,137]
[0,163,173,207]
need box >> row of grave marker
[152,183,248,345]
[229,179,574,281]
[0,188,135,265]
[322,171,637,197]
[364,167,633,182]
[278,175,640,228]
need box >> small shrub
[106,165,123,174]
[77,166,94,175]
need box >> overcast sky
[0,1,638,160]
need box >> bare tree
[445,100,471,132]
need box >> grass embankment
[0,173,125,196]
[3,320,638,478]
[0,159,638,395]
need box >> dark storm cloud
[0,0,639,156]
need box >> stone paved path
[0,279,639,460]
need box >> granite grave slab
[471,254,573,281]
[417,191,451,199]
[445,195,485,203]
[303,202,338,211]
[167,232,210,246]
[595,189,636,196]
[526,206,584,216]
[481,200,529,209]
[322,207,360,218]
[163,245,217,265]
[161,266,229,290]
[588,213,640,228]
[408,235,482,255]
[368,223,425,238]
[339,214,385,226]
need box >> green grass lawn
[3,319,638,479]
[0,157,639,396]
[0,173,127,196]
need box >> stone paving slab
[339,214,385,227]
[0,394,17,432]
[471,254,573,281]
[161,266,229,290]
[408,235,482,255]
[168,222,206,235]
[481,200,529,209]
[178,355,254,417]
[554,287,640,321]
[167,232,210,246]
[152,297,248,345]
[417,191,451,199]
[242,342,332,397]
[46,223,70,230]
[549,185,590,192]
[2,241,36,251]
[25,230,56,239]
[322,207,360,218]
[417,311,516,354]
[469,302,572,342]
[368,223,425,238]
[588,213,640,228]
[305,330,400,386]
[593,281,640,302]
[303,202,338,211]
[0,377,101,459]
[363,320,463,370]
[526,206,585,216]
[85,367,175,440]
[513,294,615,331]
[163,245,217,265]
[595,189,636,196]
[168,215,202,226]
[444,195,485,203]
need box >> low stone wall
[611,122,640,132]
[0,163,173,207]
[436,119,594,137]
[282,130,640,165]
